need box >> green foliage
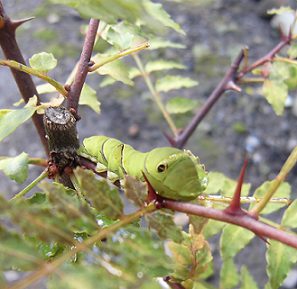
[0,97,38,142]
[29,52,58,72]
[80,84,101,113]
[240,266,259,289]
[156,75,198,93]
[166,97,199,114]
[0,152,29,183]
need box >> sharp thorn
[224,157,248,215]
[11,17,35,31]
[225,80,242,92]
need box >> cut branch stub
[43,106,79,177]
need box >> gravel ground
[1,0,297,288]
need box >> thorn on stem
[224,157,249,215]
[142,172,164,208]
[225,80,242,92]
[11,17,35,31]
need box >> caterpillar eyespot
[78,136,208,201]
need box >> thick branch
[0,1,48,153]
[163,200,297,249]
[174,50,244,148]
[67,19,99,113]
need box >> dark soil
[1,0,297,288]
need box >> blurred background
[1,0,297,287]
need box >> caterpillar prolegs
[79,136,207,201]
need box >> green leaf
[145,60,186,73]
[123,175,147,207]
[189,215,208,234]
[74,167,123,219]
[0,101,37,142]
[220,258,239,289]
[146,210,183,242]
[267,6,294,15]
[288,44,297,58]
[166,97,199,114]
[220,225,254,260]
[203,220,226,239]
[99,76,117,87]
[29,52,57,72]
[93,54,133,85]
[204,171,250,197]
[240,266,259,289]
[0,152,29,183]
[79,84,101,113]
[143,1,185,35]
[249,181,291,214]
[37,83,56,94]
[281,199,297,228]
[262,79,288,116]
[265,240,297,289]
[156,75,198,92]
[149,38,186,50]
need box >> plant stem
[6,203,157,289]
[0,60,68,96]
[28,158,48,167]
[89,42,149,72]
[0,1,48,153]
[10,170,48,201]
[274,56,297,65]
[163,200,297,249]
[133,54,178,136]
[250,146,297,216]
[67,19,99,113]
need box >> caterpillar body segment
[79,136,207,201]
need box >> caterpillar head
[144,148,207,201]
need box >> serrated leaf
[145,60,186,74]
[204,171,250,197]
[240,266,259,289]
[189,215,208,234]
[0,152,29,183]
[249,181,291,214]
[0,105,37,142]
[144,1,185,35]
[99,76,117,87]
[149,38,186,50]
[288,44,297,59]
[146,210,183,242]
[79,84,101,113]
[156,75,198,92]
[123,175,147,207]
[262,79,288,116]
[265,240,297,289]
[93,54,133,86]
[281,199,297,228]
[74,167,123,219]
[220,225,254,260]
[166,97,199,114]
[29,52,57,72]
[37,83,56,94]
[220,258,239,289]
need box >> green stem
[133,54,178,136]
[89,42,149,72]
[0,60,68,96]
[10,170,48,201]
[250,146,297,215]
[28,158,48,167]
[7,203,157,289]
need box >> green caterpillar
[79,136,207,201]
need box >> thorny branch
[0,1,48,153]
[173,34,292,148]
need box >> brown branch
[67,19,99,114]
[174,49,244,148]
[0,1,48,153]
[163,200,297,249]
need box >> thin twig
[174,49,244,148]
[67,19,99,113]
[0,59,67,96]
[0,1,48,153]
